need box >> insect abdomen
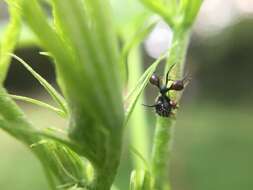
[155,96,172,117]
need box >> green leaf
[111,0,148,29]
[129,170,152,190]
[111,185,120,190]
[179,0,203,28]
[186,0,203,25]
[166,0,177,9]
[0,0,22,83]
[9,53,69,116]
[130,146,150,171]
[45,0,125,130]
[21,0,76,103]
[127,46,151,170]
[9,94,66,118]
[120,20,157,81]
[0,87,85,189]
[32,139,87,188]
[139,0,174,27]
[21,0,125,189]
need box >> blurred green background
[1,0,253,190]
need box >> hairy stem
[151,117,175,190]
[165,30,190,81]
[151,29,190,190]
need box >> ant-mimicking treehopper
[143,64,189,117]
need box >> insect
[143,64,188,117]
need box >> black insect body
[154,95,174,117]
[144,65,187,117]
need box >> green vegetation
[0,0,203,190]
[1,104,253,190]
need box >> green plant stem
[151,29,190,190]
[151,117,175,190]
[165,30,190,81]
[128,46,150,169]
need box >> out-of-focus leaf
[139,0,174,27]
[9,53,69,116]
[10,94,66,118]
[0,23,40,48]
[130,146,150,170]
[184,0,203,28]
[110,0,147,29]
[0,0,22,83]
[120,20,157,80]
[129,170,152,190]
[179,0,203,28]
[111,185,120,190]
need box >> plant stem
[128,46,150,169]
[151,29,190,190]
[165,29,190,81]
[151,117,175,190]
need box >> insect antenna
[165,63,177,86]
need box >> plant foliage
[0,0,203,189]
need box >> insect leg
[142,103,158,108]
[170,100,179,109]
